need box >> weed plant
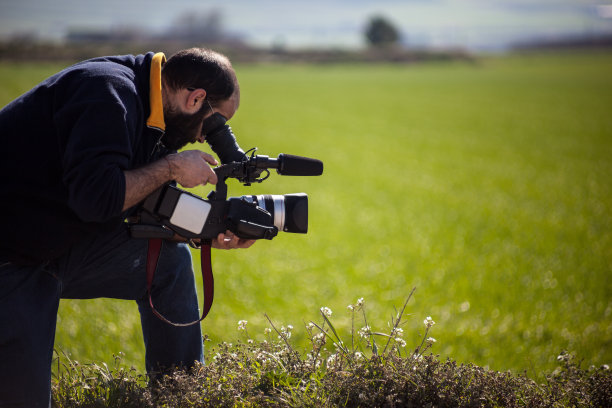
[52,293,611,407]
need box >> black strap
[146,238,214,326]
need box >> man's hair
[162,48,238,107]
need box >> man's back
[0,53,159,265]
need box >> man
[0,48,254,407]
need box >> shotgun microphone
[249,154,324,176]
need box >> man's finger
[211,230,257,250]
[238,239,256,249]
[205,171,218,185]
[199,151,218,166]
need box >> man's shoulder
[47,53,156,112]
[64,56,142,86]
[52,53,153,93]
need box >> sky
[1,0,612,51]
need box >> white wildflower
[358,325,371,339]
[320,307,332,317]
[306,322,315,330]
[424,316,435,328]
[327,354,338,366]
[314,332,326,344]
[347,304,354,311]
[396,338,407,348]
[279,325,293,339]
[305,354,322,369]
[354,352,364,360]
[264,327,272,334]
[426,337,437,345]
[391,327,404,337]
[357,297,364,306]
[237,320,248,331]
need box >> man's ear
[184,88,207,114]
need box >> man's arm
[122,150,219,211]
[123,150,254,249]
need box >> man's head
[160,48,240,151]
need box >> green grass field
[1,50,610,377]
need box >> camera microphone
[202,117,323,176]
[251,154,323,176]
[277,154,324,176]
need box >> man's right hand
[123,150,219,212]
[165,150,219,188]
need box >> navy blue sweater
[0,52,167,265]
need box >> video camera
[129,113,323,242]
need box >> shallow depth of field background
[1,51,610,377]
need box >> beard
[162,103,209,151]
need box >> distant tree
[364,15,401,47]
[167,9,224,42]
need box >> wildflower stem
[309,321,349,356]
[350,308,355,353]
[319,311,349,355]
[412,326,431,360]
[264,313,299,361]
[382,288,415,354]
[361,303,378,355]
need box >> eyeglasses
[205,99,214,116]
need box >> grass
[51,297,611,407]
[1,50,611,378]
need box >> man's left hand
[212,230,256,250]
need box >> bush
[52,293,611,407]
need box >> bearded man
[0,48,254,407]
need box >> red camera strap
[146,238,214,326]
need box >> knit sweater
[0,52,168,264]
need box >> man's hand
[166,151,218,188]
[212,230,256,250]
[168,231,255,250]
[123,150,218,211]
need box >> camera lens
[243,193,308,233]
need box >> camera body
[129,113,322,242]
[129,152,321,241]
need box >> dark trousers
[0,225,204,407]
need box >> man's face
[162,102,210,151]
[162,89,240,151]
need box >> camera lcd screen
[169,193,212,234]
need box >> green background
[1,51,610,376]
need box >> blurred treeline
[1,8,610,64]
[0,10,472,63]
[0,36,474,64]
